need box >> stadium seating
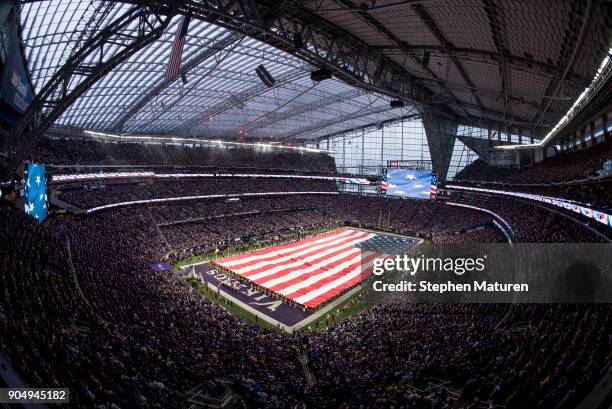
[455,139,612,184]
[1,198,609,408]
[1,134,608,408]
[29,137,337,174]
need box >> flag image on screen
[214,228,417,308]
[386,169,433,199]
[24,163,47,223]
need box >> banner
[24,163,47,223]
[1,28,33,113]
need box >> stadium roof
[20,1,418,140]
[16,0,612,143]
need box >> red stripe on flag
[251,239,368,286]
[237,231,370,279]
[282,252,379,300]
[216,228,350,265]
[266,248,366,292]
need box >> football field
[213,227,418,308]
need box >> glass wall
[307,118,430,175]
[307,120,542,179]
[447,139,478,180]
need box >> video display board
[24,163,47,222]
[384,168,433,199]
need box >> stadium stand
[455,140,612,184]
[29,137,338,174]
[1,1,611,408]
[1,194,609,407]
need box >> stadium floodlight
[311,67,332,82]
[495,47,612,150]
[255,64,276,87]
[82,130,333,154]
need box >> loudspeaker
[311,68,332,82]
[422,51,430,67]
[390,100,404,108]
[293,32,303,49]
[255,64,276,87]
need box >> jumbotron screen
[385,169,433,199]
[24,162,48,223]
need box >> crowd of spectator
[446,192,609,243]
[306,303,610,409]
[28,137,337,174]
[1,138,609,409]
[0,197,610,408]
[56,178,337,209]
[452,181,612,211]
[455,139,612,184]
[2,187,609,408]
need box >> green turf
[177,229,430,334]
[189,279,285,334]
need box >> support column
[380,126,385,165]
[361,130,365,174]
[422,110,457,182]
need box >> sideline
[188,270,363,333]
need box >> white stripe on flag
[219,228,355,267]
[234,231,372,277]
[294,254,386,304]
[255,234,375,286]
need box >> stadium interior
[0,0,611,408]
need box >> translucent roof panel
[19,0,414,140]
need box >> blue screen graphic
[386,169,432,199]
[24,163,47,222]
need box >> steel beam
[411,4,485,115]
[285,104,417,139]
[113,30,245,132]
[171,69,309,135]
[370,45,590,88]
[334,0,466,117]
[243,89,366,132]
[119,0,434,108]
[482,0,511,123]
[3,5,174,177]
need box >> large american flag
[430,175,438,199]
[164,15,190,81]
[214,228,416,308]
[380,167,388,193]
